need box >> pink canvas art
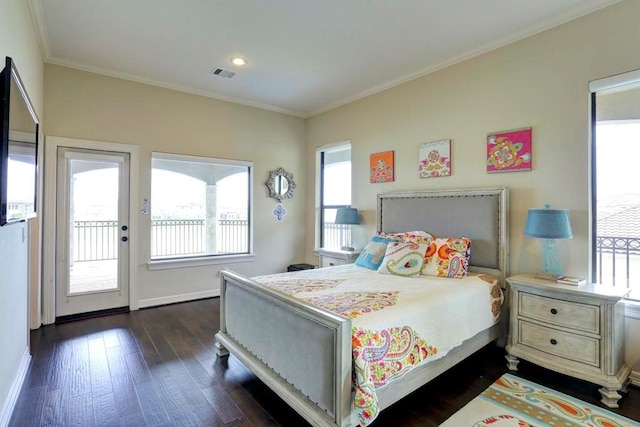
[486,127,532,173]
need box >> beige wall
[306,0,640,366]
[44,65,307,303]
[0,0,44,419]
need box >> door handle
[121,225,128,231]
[121,236,128,242]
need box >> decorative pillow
[400,231,433,245]
[421,237,471,279]
[375,231,404,241]
[376,230,433,244]
[355,236,395,270]
[377,241,428,277]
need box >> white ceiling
[30,0,620,118]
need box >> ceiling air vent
[211,67,236,78]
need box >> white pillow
[377,241,428,277]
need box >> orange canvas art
[370,151,394,183]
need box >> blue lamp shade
[524,206,573,275]
[335,207,360,225]
[524,208,573,239]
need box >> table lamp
[335,207,359,251]
[524,204,573,276]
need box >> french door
[55,147,130,318]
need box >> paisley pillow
[421,237,471,278]
[376,230,433,244]
[377,241,428,277]
[375,231,404,241]
[399,231,433,245]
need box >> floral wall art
[419,139,451,178]
[486,127,532,173]
[370,151,394,183]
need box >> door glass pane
[68,159,120,294]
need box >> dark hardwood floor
[10,297,640,426]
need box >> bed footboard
[215,269,353,427]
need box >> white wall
[43,65,308,305]
[306,0,640,367]
[0,0,44,422]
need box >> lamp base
[540,238,563,276]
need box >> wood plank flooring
[10,298,640,426]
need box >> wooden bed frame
[215,187,509,427]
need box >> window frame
[148,151,254,270]
[315,141,352,250]
[589,69,640,316]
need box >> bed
[215,187,509,427]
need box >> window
[317,143,352,249]
[590,71,640,301]
[150,152,252,263]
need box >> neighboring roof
[598,201,640,238]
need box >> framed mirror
[265,167,296,202]
[1,57,39,226]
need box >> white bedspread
[252,264,503,425]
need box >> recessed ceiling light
[230,57,247,66]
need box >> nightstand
[318,248,361,268]
[506,274,631,408]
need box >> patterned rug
[441,373,639,426]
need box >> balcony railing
[595,235,640,292]
[72,221,639,296]
[73,219,249,261]
[323,222,351,249]
[151,219,205,257]
[73,220,119,262]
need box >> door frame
[42,136,139,325]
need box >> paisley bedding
[252,264,504,426]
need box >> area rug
[441,373,639,426]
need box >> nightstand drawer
[519,321,600,367]
[519,293,600,334]
[318,248,360,268]
[321,257,348,267]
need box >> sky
[67,167,249,219]
[596,121,640,203]
[7,159,35,202]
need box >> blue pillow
[355,236,394,270]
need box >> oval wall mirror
[265,168,296,202]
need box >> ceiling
[29,0,620,118]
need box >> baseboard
[137,289,220,309]
[0,347,30,427]
[631,368,640,388]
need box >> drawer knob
[550,339,557,345]
[550,308,558,315]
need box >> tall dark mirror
[0,56,39,225]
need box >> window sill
[148,253,255,270]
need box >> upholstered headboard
[377,187,509,282]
